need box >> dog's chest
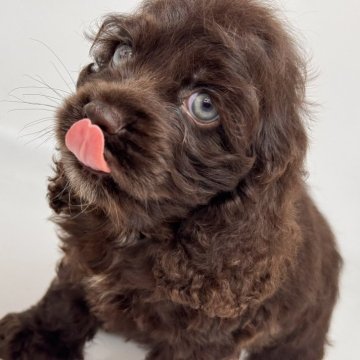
[84,273,196,342]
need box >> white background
[0,1,359,359]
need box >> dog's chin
[62,154,115,201]
[61,147,169,214]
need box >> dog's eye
[185,92,219,124]
[112,44,133,66]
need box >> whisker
[51,61,74,93]
[21,117,54,131]
[8,93,57,112]
[30,38,76,87]
[9,86,69,96]
[3,99,57,109]
[8,108,54,113]
[23,130,55,145]
[24,74,71,98]
[19,127,55,139]
[36,136,55,149]
[53,180,71,201]
[23,93,62,103]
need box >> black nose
[84,101,124,134]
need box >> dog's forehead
[92,0,271,91]
[140,0,241,28]
[104,13,238,84]
[124,13,227,52]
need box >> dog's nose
[83,101,124,135]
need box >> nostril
[83,101,124,135]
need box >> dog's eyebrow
[93,15,134,45]
[88,15,135,61]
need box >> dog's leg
[0,265,98,360]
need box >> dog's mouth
[63,98,152,179]
[65,118,112,174]
[59,94,173,203]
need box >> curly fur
[0,0,341,359]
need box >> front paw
[0,312,83,360]
[0,313,28,360]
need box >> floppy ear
[249,24,308,184]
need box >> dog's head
[55,0,307,230]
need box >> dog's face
[56,0,306,227]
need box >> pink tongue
[65,118,111,173]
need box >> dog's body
[0,0,341,359]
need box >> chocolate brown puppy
[0,0,341,359]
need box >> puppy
[0,0,341,359]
